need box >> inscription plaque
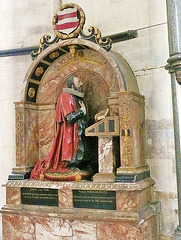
[73,190,116,210]
[21,187,58,206]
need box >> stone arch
[22,38,138,104]
[16,38,139,169]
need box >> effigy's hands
[79,101,86,115]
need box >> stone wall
[0,0,177,239]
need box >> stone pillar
[9,102,56,180]
[166,1,181,238]
[8,102,39,179]
[93,137,115,183]
[166,0,181,84]
[116,91,147,174]
[98,137,114,173]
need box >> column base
[93,173,115,182]
[8,166,33,180]
[115,170,150,183]
[174,226,181,240]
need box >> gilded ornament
[31,35,59,60]
[49,51,60,59]
[120,101,131,129]
[35,66,44,76]
[75,173,82,182]
[120,101,132,166]
[80,26,112,52]
[28,87,36,98]
[68,45,77,58]
[122,137,132,166]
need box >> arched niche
[15,38,139,170]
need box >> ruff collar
[63,88,84,98]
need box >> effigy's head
[67,75,74,88]
[67,74,83,92]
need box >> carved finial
[68,45,77,58]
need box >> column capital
[167,54,181,84]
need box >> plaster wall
[0,0,177,239]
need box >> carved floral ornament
[35,66,44,76]
[28,87,36,98]
[120,101,132,166]
[49,51,60,59]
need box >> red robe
[30,92,79,179]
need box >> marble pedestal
[1,178,160,240]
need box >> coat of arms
[53,3,85,39]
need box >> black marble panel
[21,187,58,206]
[73,190,116,210]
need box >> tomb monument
[1,3,160,239]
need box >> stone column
[166,1,181,238]
[98,136,114,173]
[93,137,115,183]
[8,102,39,180]
[166,0,181,84]
[116,91,147,174]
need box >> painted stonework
[98,137,114,173]
[15,104,26,166]
[2,212,158,240]
[2,214,35,240]
[116,187,152,212]
[58,188,73,208]
[6,187,20,205]
[14,103,39,167]
[97,222,142,240]
[116,191,138,212]
[72,221,96,240]
[25,107,39,166]
[35,218,73,239]
[38,105,55,160]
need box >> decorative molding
[2,178,155,191]
[15,109,25,165]
[120,101,132,166]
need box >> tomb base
[1,178,160,240]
